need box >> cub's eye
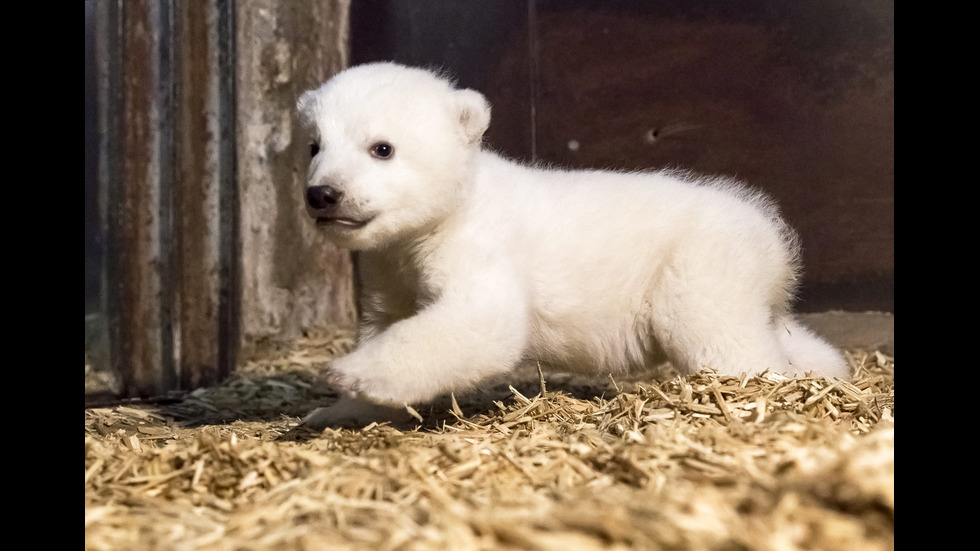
[370,142,394,160]
[309,142,320,158]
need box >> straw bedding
[85,326,894,550]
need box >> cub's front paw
[317,349,440,405]
[319,361,362,399]
[318,353,397,404]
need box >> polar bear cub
[297,62,848,427]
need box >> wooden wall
[351,0,894,313]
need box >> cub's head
[297,62,490,250]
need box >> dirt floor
[84,326,893,550]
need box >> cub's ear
[452,89,491,145]
[296,90,318,128]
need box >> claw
[320,367,362,399]
[323,369,344,386]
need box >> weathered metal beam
[104,0,176,397]
[92,0,124,396]
[216,0,240,384]
[172,0,225,389]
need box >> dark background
[350,0,894,313]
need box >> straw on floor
[85,326,894,550]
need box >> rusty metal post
[169,0,239,389]
[91,0,354,399]
[100,0,177,397]
[96,0,234,397]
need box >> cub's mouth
[315,216,371,230]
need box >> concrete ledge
[798,311,894,355]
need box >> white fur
[297,62,849,427]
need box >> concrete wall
[236,1,357,346]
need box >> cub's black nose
[306,185,343,209]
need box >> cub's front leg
[320,278,529,408]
